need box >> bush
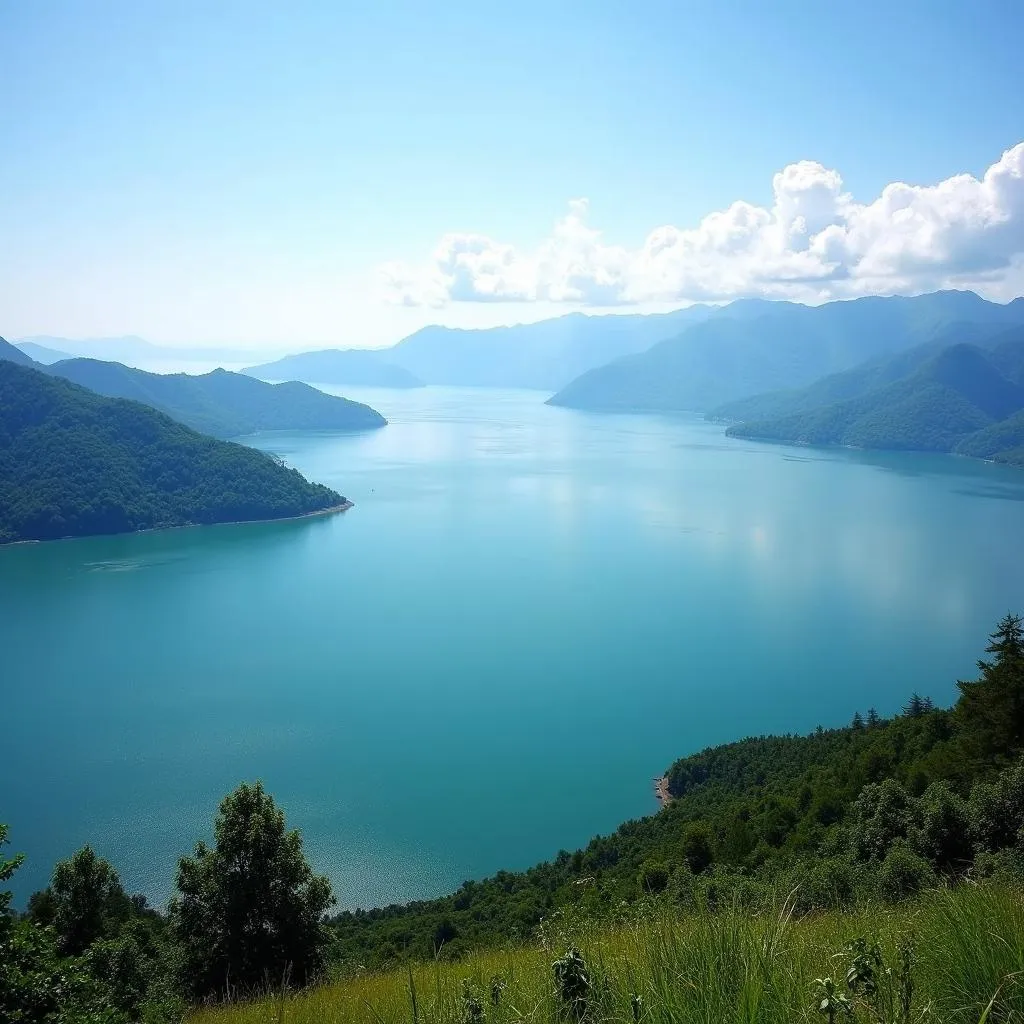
[877,846,937,902]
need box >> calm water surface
[3,387,1023,906]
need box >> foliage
[0,360,344,543]
[170,780,336,1000]
[48,845,130,955]
[957,613,1024,764]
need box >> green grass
[189,884,1024,1024]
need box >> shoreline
[653,774,671,809]
[1,499,354,548]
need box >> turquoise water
[3,386,1023,908]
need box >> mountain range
[15,335,264,366]
[14,340,75,364]
[546,291,1024,413]
[380,306,717,390]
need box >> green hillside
[955,409,1024,466]
[0,361,345,543]
[47,358,386,437]
[547,291,1024,413]
[244,348,425,388]
[727,343,1024,459]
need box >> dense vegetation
[726,339,1024,464]
[3,613,1023,1021]
[0,361,345,543]
[547,291,1024,413]
[47,358,386,437]
[244,349,425,388]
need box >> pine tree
[903,693,927,717]
[866,708,880,728]
[957,613,1024,763]
[852,711,865,730]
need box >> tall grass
[188,884,1024,1024]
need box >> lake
[3,386,1023,908]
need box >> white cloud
[382,142,1024,307]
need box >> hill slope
[727,342,1024,459]
[548,291,1024,413]
[47,359,386,437]
[0,334,37,366]
[0,361,345,543]
[384,306,716,390]
[244,348,423,388]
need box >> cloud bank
[381,142,1024,307]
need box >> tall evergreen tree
[171,781,335,1000]
[903,693,927,717]
[957,613,1024,764]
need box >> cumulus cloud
[381,142,1024,307]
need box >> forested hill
[0,361,345,543]
[726,338,1024,465]
[47,358,387,437]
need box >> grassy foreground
[191,883,1024,1024]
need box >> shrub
[877,846,937,902]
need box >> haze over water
[3,387,1023,908]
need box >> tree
[46,845,129,955]
[957,613,1024,763]
[866,708,880,728]
[903,693,927,718]
[0,824,23,939]
[681,824,714,873]
[171,781,335,999]
[851,712,865,730]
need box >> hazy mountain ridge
[15,335,264,366]
[46,358,386,437]
[0,335,37,366]
[709,323,1024,423]
[244,348,424,388]
[547,292,1024,413]
[0,361,345,544]
[383,306,719,389]
[14,340,75,364]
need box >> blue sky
[2,0,1023,350]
